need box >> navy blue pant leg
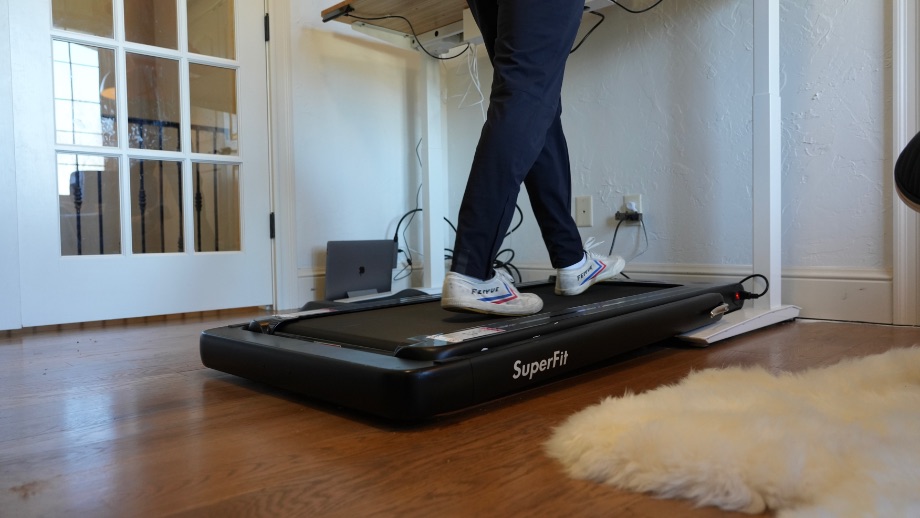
[451,0,585,280]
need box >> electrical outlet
[575,196,593,227]
[624,194,643,214]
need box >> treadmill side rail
[467,293,725,403]
[200,327,476,421]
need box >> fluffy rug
[545,347,920,517]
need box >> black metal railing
[68,168,93,255]
[66,116,233,255]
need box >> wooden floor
[2,309,919,517]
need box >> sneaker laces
[583,236,605,257]
[494,268,516,285]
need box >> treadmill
[200,279,747,420]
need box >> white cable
[450,44,487,121]
[469,44,486,121]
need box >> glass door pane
[52,41,118,147]
[193,163,240,252]
[187,0,235,59]
[52,0,114,38]
[190,63,238,155]
[126,53,181,151]
[58,154,121,256]
[124,0,178,49]
[130,159,184,254]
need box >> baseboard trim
[518,264,894,325]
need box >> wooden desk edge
[321,1,356,24]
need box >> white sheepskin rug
[545,347,920,517]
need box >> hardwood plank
[2,310,919,517]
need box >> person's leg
[451,0,585,280]
[444,0,623,313]
[518,45,626,296]
[523,103,584,269]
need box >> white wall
[781,1,889,269]
[0,0,22,331]
[443,0,893,322]
[290,1,425,302]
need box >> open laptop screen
[324,240,397,301]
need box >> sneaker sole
[441,298,543,317]
[555,257,626,296]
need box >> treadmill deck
[201,280,745,420]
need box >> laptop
[324,240,398,301]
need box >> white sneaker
[441,269,543,316]
[555,238,626,296]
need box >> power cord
[572,0,666,53]
[571,12,605,54]
[391,204,525,282]
[494,249,522,284]
[344,12,471,60]
[611,0,666,14]
[737,274,769,300]
[391,207,459,281]
[608,215,649,262]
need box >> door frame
[266,0,298,312]
[0,0,22,331]
[893,0,920,325]
[7,0,274,328]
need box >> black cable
[443,217,458,235]
[392,204,524,282]
[393,259,414,281]
[572,0,666,53]
[611,0,666,15]
[494,249,522,284]
[389,207,462,281]
[608,217,649,260]
[738,274,770,299]
[608,218,626,256]
[571,11,605,54]
[346,13,471,60]
[395,205,521,241]
[392,208,421,242]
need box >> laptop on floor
[324,240,398,301]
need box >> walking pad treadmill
[200,280,747,420]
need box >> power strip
[614,211,643,222]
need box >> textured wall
[445,0,890,272]
[290,1,423,272]
[780,1,890,269]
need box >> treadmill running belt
[274,283,667,353]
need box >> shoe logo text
[471,287,502,296]
[577,265,595,281]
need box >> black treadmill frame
[200,281,745,420]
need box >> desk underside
[322,0,468,35]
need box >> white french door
[11,0,272,326]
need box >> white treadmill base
[678,305,801,346]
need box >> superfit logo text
[512,350,569,380]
